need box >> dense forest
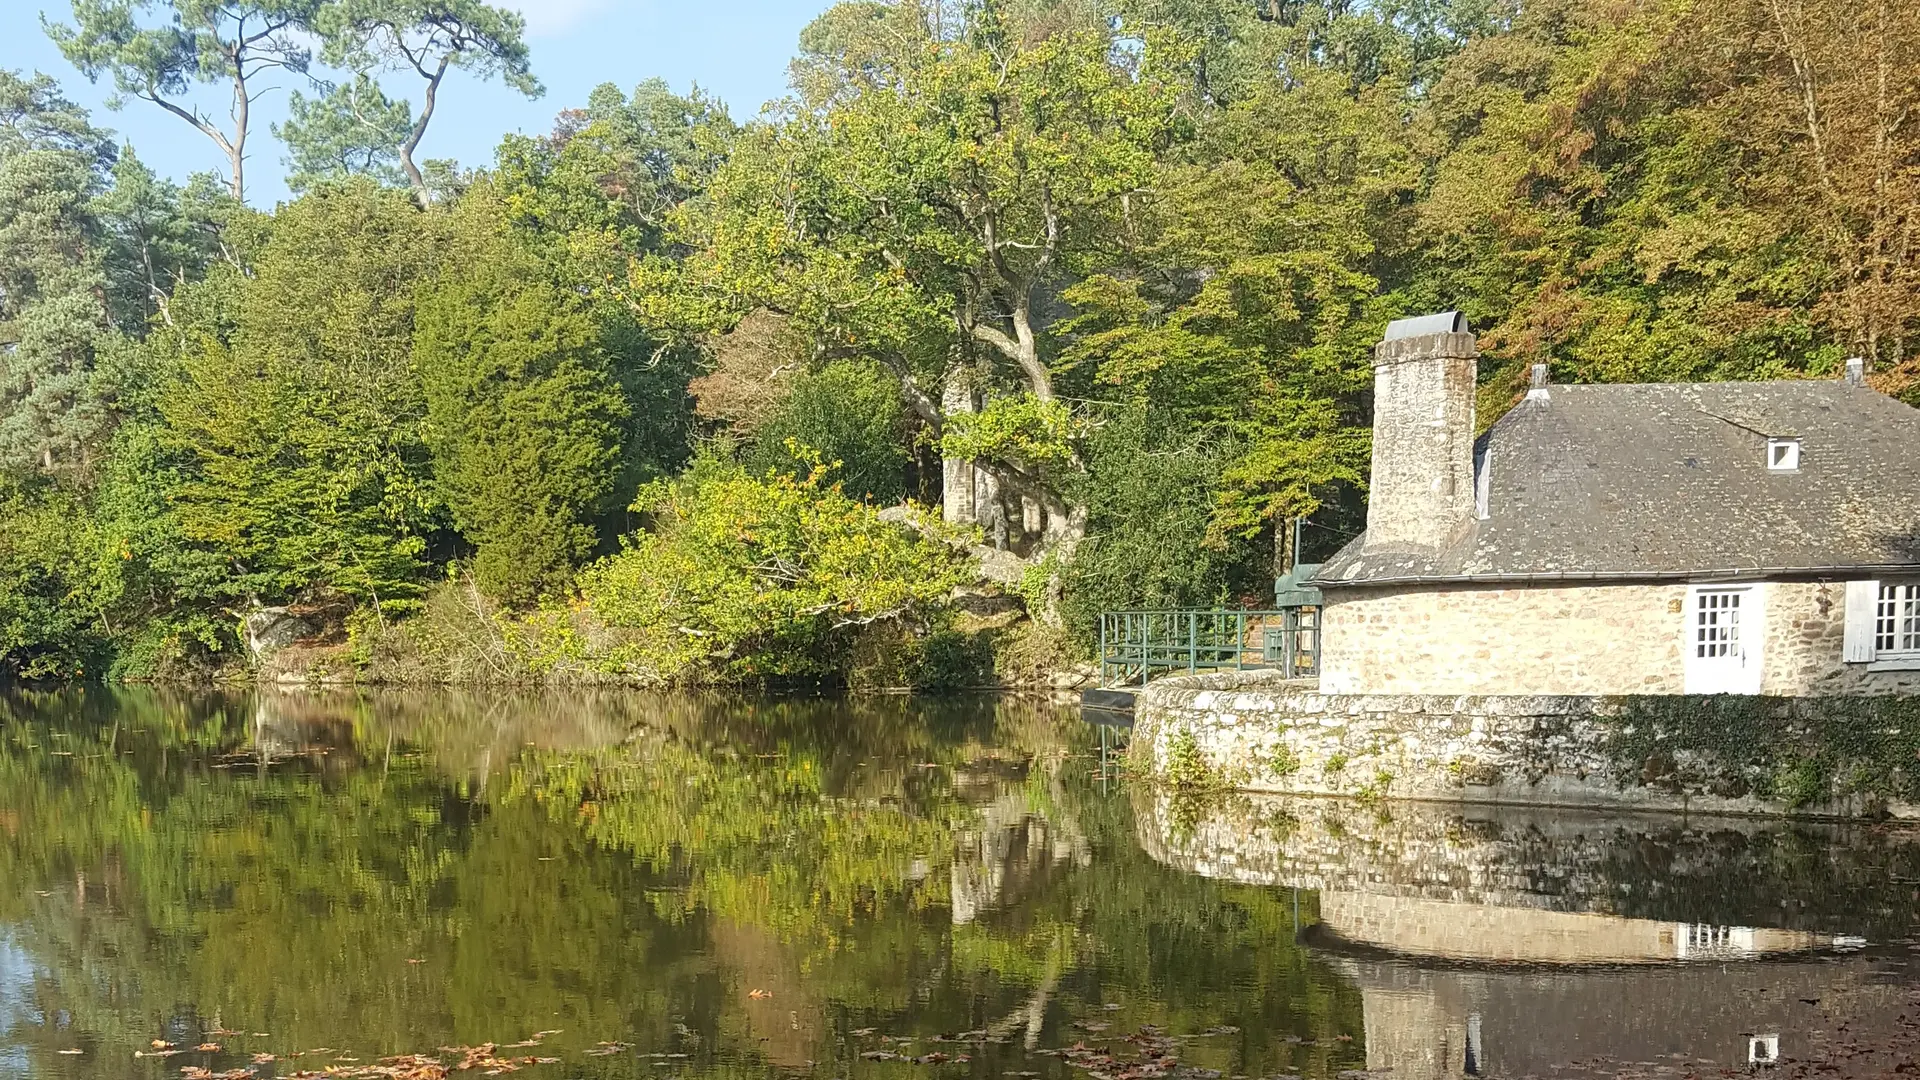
[1,0,1916,685]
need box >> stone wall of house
[1131,669,1920,818]
[1763,581,1920,693]
[1319,582,1688,695]
[1318,579,1920,696]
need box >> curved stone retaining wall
[1130,669,1920,818]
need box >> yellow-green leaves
[576,457,974,680]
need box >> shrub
[743,359,910,504]
[577,454,974,681]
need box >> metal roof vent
[1382,311,1471,340]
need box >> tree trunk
[941,365,978,526]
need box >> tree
[578,455,974,679]
[415,189,630,605]
[0,476,120,678]
[45,0,321,202]
[155,180,440,613]
[308,0,542,202]
[274,73,413,191]
[637,0,1184,546]
[742,359,912,505]
[0,70,116,478]
[94,147,229,329]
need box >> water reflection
[5,689,1920,1080]
[0,689,1368,1080]
[1140,791,1920,1078]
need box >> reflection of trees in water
[0,689,1366,1080]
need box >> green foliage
[743,359,910,504]
[1058,409,1267,638]
[93,146,230,330]
[19,0,1920,682]
[0,69,115,477]
[310,0,543,197]
[0,478,118,678]
[1269,744,1301,778]
[156,180,439,612]
[941,396,1080,470]
[1601,696,1920,810]
[275,73,413,191]
[45,0,323,200]
[576,455,974,681]
[1163,727,1227,793]
[416,189,629,605]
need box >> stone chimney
[1364,312,1479,551]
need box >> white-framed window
[1878,582,1920,656]
[1767,437,1800,471]
[1844,579,1920,664]
[1694,589,1742,658]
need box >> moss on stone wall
[1599,696,1920,812]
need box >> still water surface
[3,690,1919,1080]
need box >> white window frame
[1877,581,1920,658]
[1844,579,1920,668]
[1766,437,1800,471]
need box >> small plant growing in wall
[1355,769,1395,808]
[1322,752,1350,782]
[1166,728,1224,793]
[1269,744,1301,781]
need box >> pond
[2,689,1919,1080]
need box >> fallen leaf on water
[251,1033,270,1038]
[251,1054,276,1064]
[57,1049,83,1055]
[196,1043,222,1051]
[748,989,772,1000]
[153,1040,175,1049]
[406,958,426,964]
[582,1042,629,1057]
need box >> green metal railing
[1097,607,1320,688]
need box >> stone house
[1311,313,1920,696]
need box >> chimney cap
[1383,310,1471,340]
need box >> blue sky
[1,0,834,206]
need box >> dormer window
[1767,437,1800,471]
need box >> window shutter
[1843,580,1880,663]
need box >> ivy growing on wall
[1600,696,1920,811]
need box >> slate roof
[1313,380,1920,587]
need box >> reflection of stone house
[1314,894,1890,1080]
[1329,949,1906,1080]
[1312,313,1920,695]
